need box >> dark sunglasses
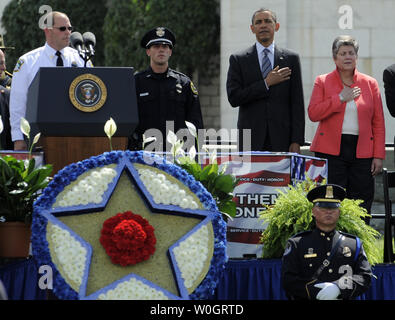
[53,26,73,32]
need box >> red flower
[100,211,156,266]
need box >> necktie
[55,51,64,67]
[261,48,272,79]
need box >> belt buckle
[323,259,330,267]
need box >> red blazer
[308,68,385,159]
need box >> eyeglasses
[53,26,73,32]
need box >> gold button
[329,269,333,273]
[309,264,312,267]
[327,237,331,241]
[327,252,330,256]
[320,233,325,236]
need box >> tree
[103,0,220,77]
[1,0,107,70]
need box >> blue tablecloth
[0,258,46,300]
[212,259,395,300]
[1,257,395,300]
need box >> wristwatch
[339,93,345,103]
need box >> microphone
[70,32,84,55]
[83,32,96,56]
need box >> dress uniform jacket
[9,42,89,142]
[0,85,12,150]
[282,228,372,300]
[130,67,204,150]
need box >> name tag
[304,253,317,258]
[139,92,149,97]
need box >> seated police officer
[129,27,203,151]
[281,184,372,300]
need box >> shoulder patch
[190,81,198,95]
[283,241,293,256]
[13,59,25,72]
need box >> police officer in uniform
[281,184,372,300]
[0,35,14,89]
[9,11,90,151]
[0,46,12,150]
[129,27,204,151]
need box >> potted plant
[0,117,52,258]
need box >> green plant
[0,155,52,224]
[0,117,52,224]
[259,179,382,265]
[177,154,238,219]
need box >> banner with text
[211,152,327,259]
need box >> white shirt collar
[256,41,275,55]
[44,42,65,58]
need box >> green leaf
[214,174,236,194]
[218,200,236,218]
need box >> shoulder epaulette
[338,230,358,239]
[291,230,313,238]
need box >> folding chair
[383,168,395,263]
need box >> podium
[25,67,138,174]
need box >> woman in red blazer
[308,35,385,222]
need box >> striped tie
[261,48,272,79]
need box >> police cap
[307,184,346,209]
[0,34,14,50]
[141,27,176,49]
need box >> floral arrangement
[32,150,227,300]
[100,211,156,266]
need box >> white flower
[53,166,117,208]
[173,224,210,290]
[48,223,87,288]
[98,277,169,300]
[167,130,178,145]
[185,121,197,138]
[104,117,117,138]
[32,132,41,145]
[20,117,30,137]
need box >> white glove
[314,282,341,300]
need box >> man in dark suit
[383,64,395,165]
[383,64,395,117]
[226,8,305,153]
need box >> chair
[383,168,395,263]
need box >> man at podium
[9,11,89,151]
[129,27,204,151]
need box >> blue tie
[261,48,272,78]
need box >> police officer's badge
[343,246,352,257]
[14,59,24,72]
[69,73,107,112]
[156,27,165,37]
[190,81,198,95]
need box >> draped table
[1,257,395,300]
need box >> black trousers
[315,134,374,221]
